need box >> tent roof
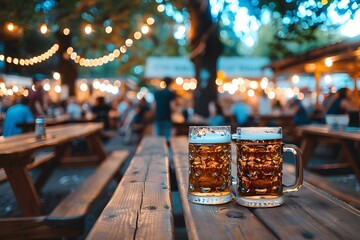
[262,36,360,76]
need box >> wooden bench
[0,150,129,239]
[86,137,174,240]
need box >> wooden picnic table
[171,136,360,240]
[298,125,360,182]
[87,135,360,239]
[16,115,96,133]
[0,122,107,216]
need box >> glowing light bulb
[7,22,14,31]
[105,26,112,34]
[157,4,165,12]
[141,25,149,34]
[247,89,255,97]
[53,72,61,80]
[67,47,74,54]
[63,28,70,35]
[80,83,88,91]
[43,83,50,91]
[54,85,61,93]
[125,39,133,47]
[175,77,184,85]
[292,75,300,84]
[146,17,155,25]
[160,81,166,89]
[93,80,100,89]
[325,58,333,67]
[40,24,48,34]
[134,31,142,40]
[84,24,92,35]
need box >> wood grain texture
[285,164,360,208]
[171,136,276,240]
[86,137,174,240]
[252,179,360,240]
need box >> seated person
[208,101,229,126]
[284,97,310,125]
[2,97,34,137]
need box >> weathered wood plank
[86,137,174,240]
[285,164,360,208]
[252,178,360,240]
[171,136,276,240]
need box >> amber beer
[235,127,303,208]
[237,139,283,197]
[188,126,232,204]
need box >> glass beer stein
[235,127,303,207]
[188,126,232,204]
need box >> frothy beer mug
[235,127,303,207]
[188,126,232,204]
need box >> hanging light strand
[0,44,59,66]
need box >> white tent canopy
[1,74,32,87]
[144,56,272,79]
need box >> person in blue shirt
[2,97,34,137]
[284,97,311,125]
[153,77,177,142]
[207,101,229,126]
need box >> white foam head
[235,127,282,141]
[189,126,231,143]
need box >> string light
[6,22,14,31]
[105,26,113,34]
[54,85,61,93]
[84,24,92,34]
[141,25,150,34]
[0,44,59,66]
[157,4,165,12]
[325,57,333,67]
[63,28,70,35]
[1,6,159,69]
[53,72,61,80]
[40,24,48,34]
[146,17,155,25]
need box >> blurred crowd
[0,75,359,140]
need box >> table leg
[340,140,360,182]
[300,135,318,168]
[87,133,107,162]
[3,165,43,216]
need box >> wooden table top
[298,124,360,141]
[0,122,104,162]
[86,137,173,240]
[171,136,360,240]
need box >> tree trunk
[57,31,77,97]
[187,0,223,118]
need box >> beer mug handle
[282,144,303,193]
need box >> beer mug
[188,126,232,204]
[235,127,303,207]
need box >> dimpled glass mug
[188,126,232,204]
[235,127,303,207]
